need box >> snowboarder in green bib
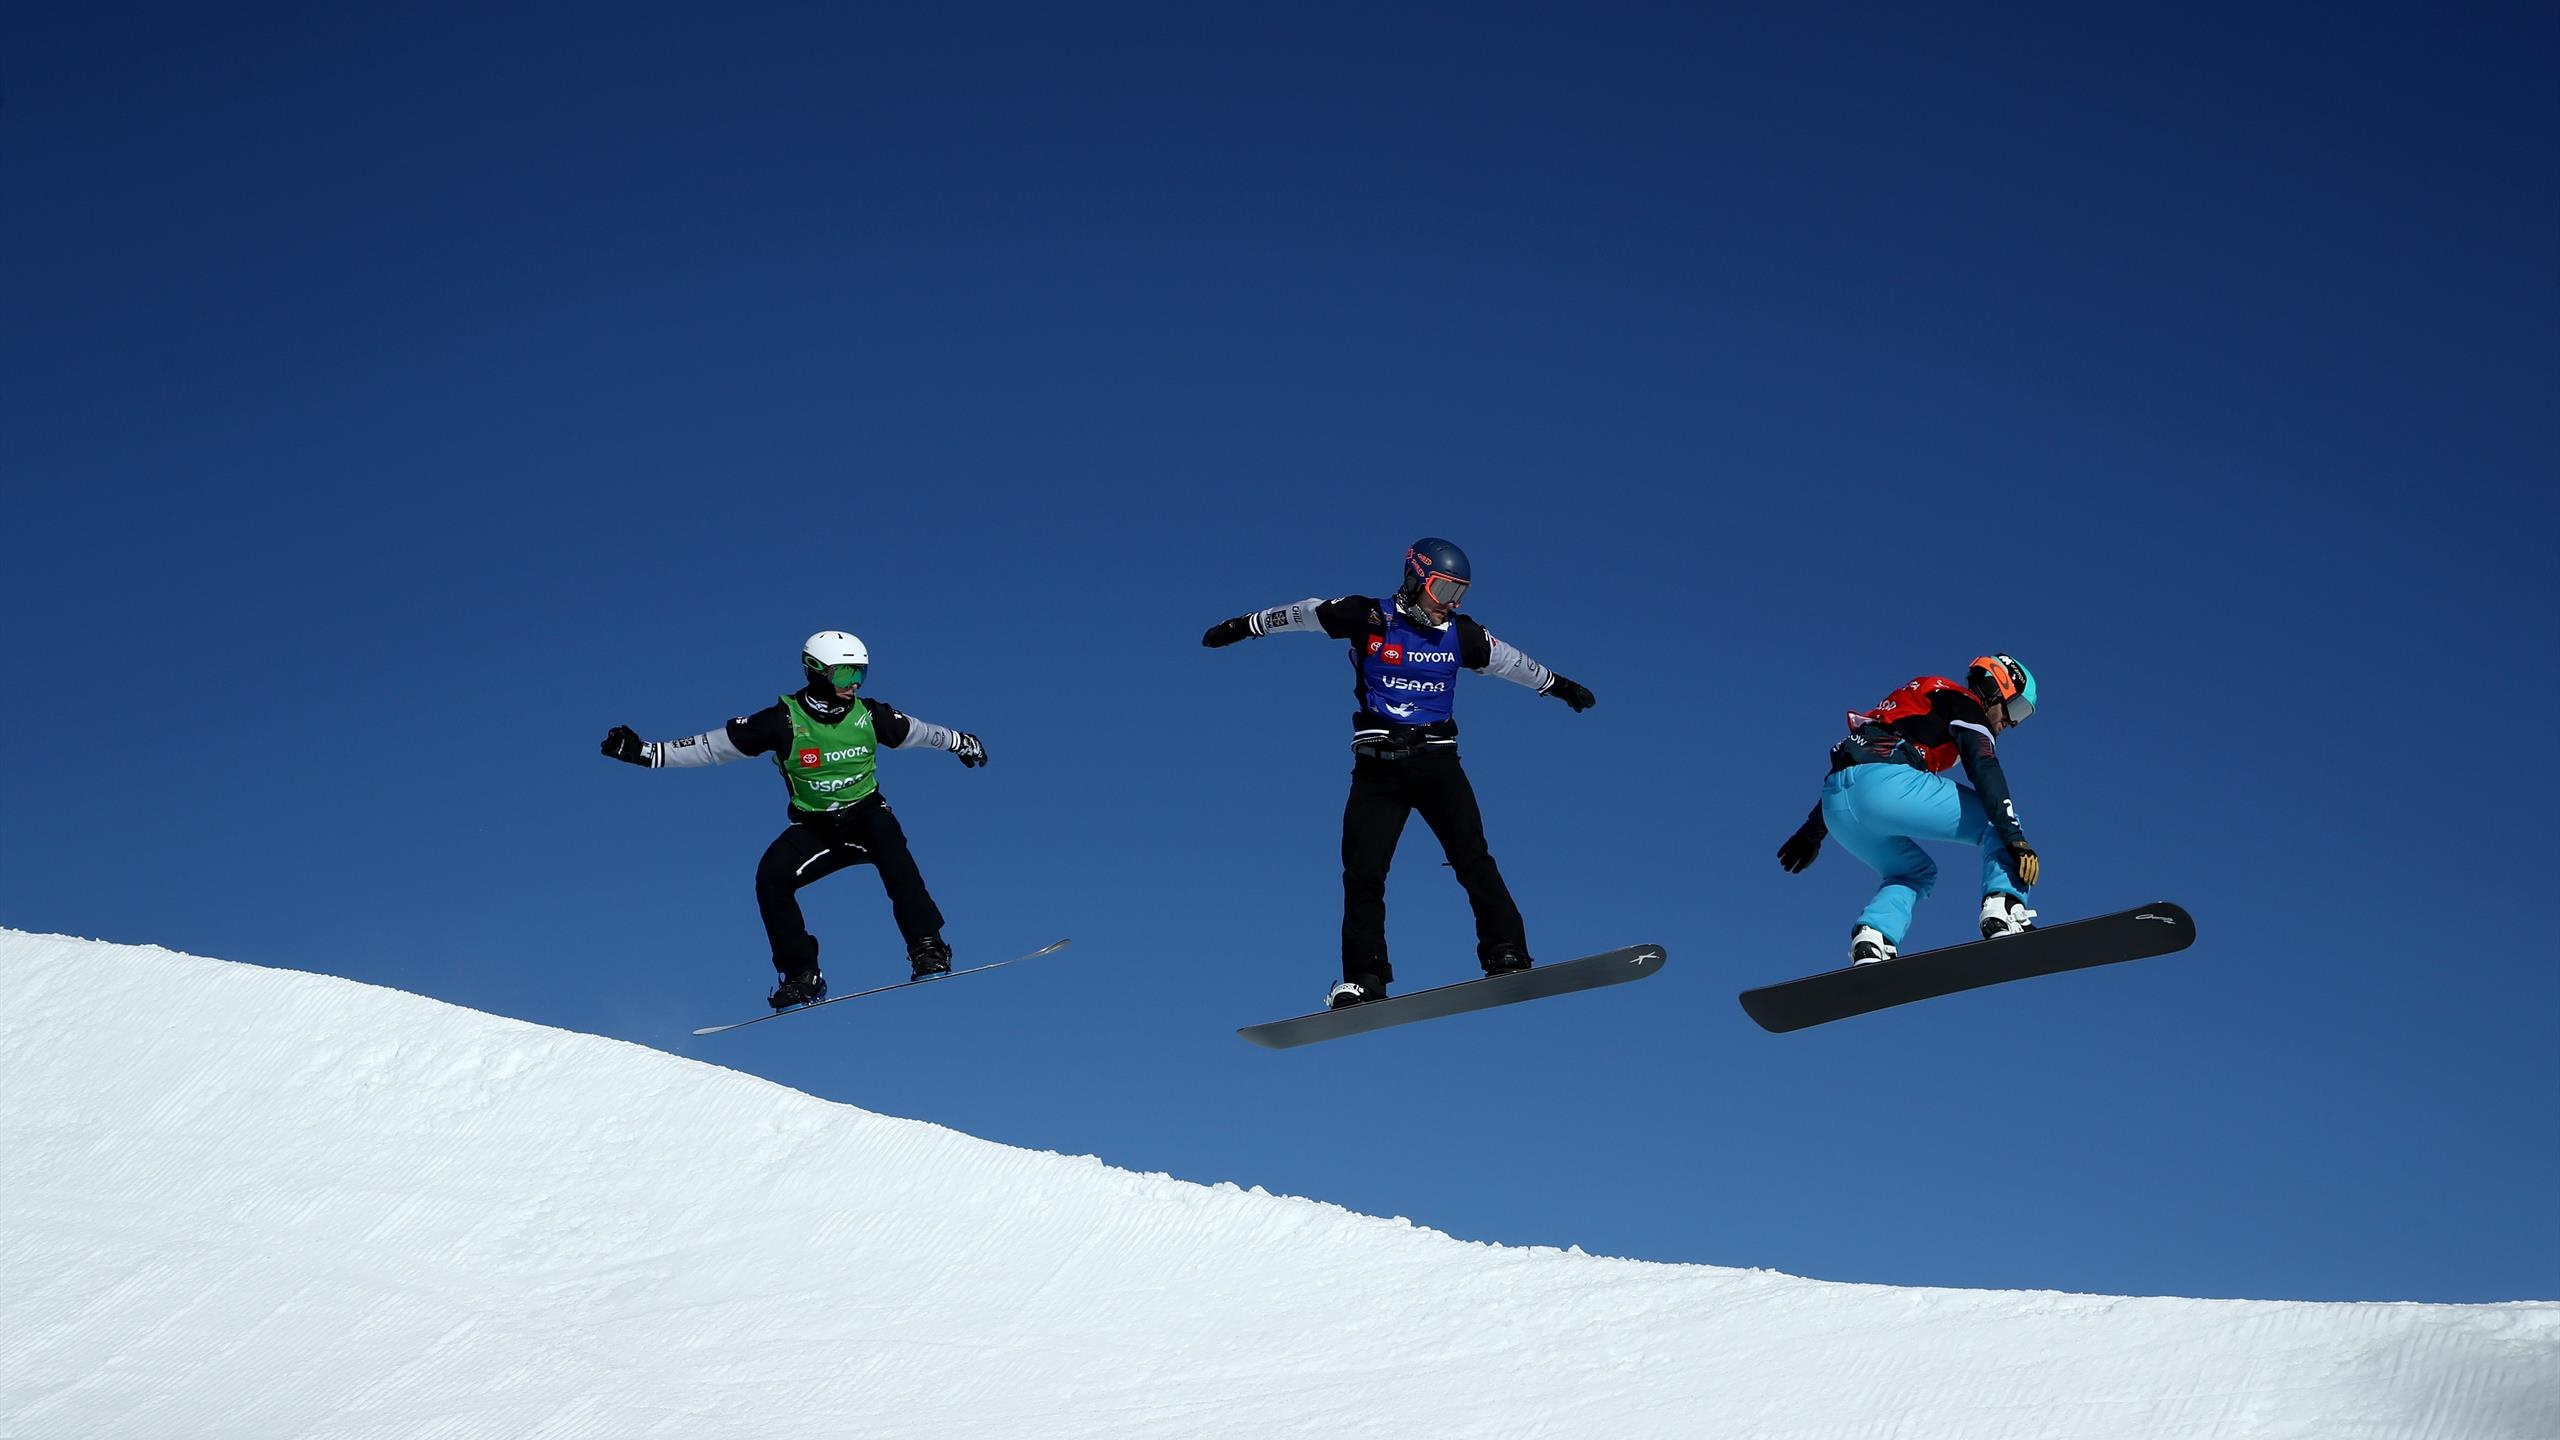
[601,631,988,1009]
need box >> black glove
[601,725,654,768]
[1778,825,1823,874]
[952,732,988,768]
[1201,616,1254,648]
[1544,674,1596,712]
[2006,843,2040,888]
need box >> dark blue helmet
[1398,537,1472,611]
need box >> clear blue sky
[6,3,2553,1304]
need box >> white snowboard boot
[1980,893,2039,939]
[1327,976,1387,1010]
[1849,926,1898,966]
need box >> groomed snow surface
[3,930,2553,1439]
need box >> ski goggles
[2003,692,2033,722]
[1414,571,1470,607]
[818,663,867,689]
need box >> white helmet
[802,631,870,691]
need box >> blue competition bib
[1358,604,1464,725]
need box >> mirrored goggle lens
[1423,574,1470,605]
[826,664,867,688]
[2005,694,2033,722]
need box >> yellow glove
[2007,844,2040,888]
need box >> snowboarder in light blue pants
[1777,655,2043,965]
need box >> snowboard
[1238,944,1668,1050]
[692,939,1073,1036]
[1737,902,2196,1033]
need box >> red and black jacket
[1799,677,2029,849]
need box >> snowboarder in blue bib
[601,631,989,1010]
[1202,538,1597,1010]
[1775,655,2041,966]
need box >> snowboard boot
[1849,926,1898,966]
[1979,893,2039,940]
[907,934,954,980]
[767,968,828,1010]
[1327,975,1388,1010]
[1480,941,1534,977]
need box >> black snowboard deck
[1738,902,2195,1033]
[1239,943,1668,1050]
[693,939,1072,1036]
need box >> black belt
[1353,735,1457,761]
[1354,740,1440,761]
[1352,715,1456,761]
[1833,739,1928,772]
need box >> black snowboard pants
[755,794,944,975]
[1339,748,1528,984]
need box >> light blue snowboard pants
[1819,762,2031,946]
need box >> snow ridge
[2,929,2553,1439]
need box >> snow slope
[2,929,2552,1439]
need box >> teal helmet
[1967,653,2037,721]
